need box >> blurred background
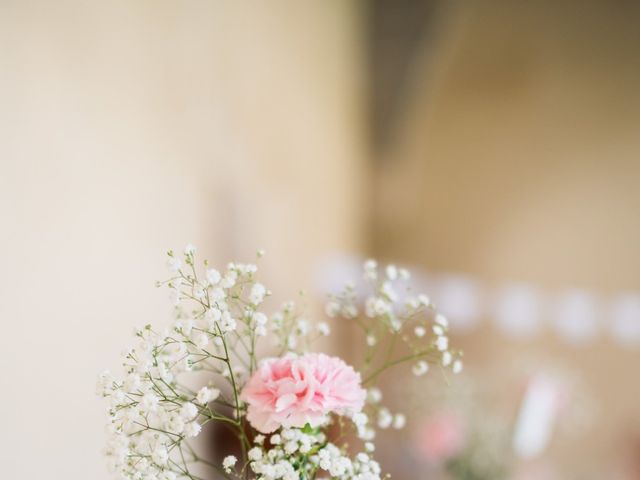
[1,0,639,479]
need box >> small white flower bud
[317,322,331,336]
[206,268,221,285]
[249,283,267,305]
[184,421,202,438]
[248,447,263,461]
[414,326,426,338]
[412,360,429,376]
[393,413,406,429]
[223,455,237,473]
[196,387,220,405]
[436,336,449,352]
[435,313,449,328]
[442,351,452,367]
[180,402,198,420]
[385,265,398,280]
[453,359,463,374]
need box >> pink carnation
[240,353,366,433]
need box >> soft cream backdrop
[0,1,367,478]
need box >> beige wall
[0,1,367,478]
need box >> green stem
[362,349,435,385]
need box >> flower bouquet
[97,246,463,480]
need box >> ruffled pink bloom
[240,353,366,433]
[415,412,466,463]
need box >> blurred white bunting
[317,254,640,348]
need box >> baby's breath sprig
[326,259,463,385]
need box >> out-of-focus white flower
[166,413,185,435]
[250,283,267,305]
[110,389,125,408]
[343,304,358,318]
[325,301,340,318]
[205,307,222,328]
[175,317,193,336]
[206,268,221,285]
[140,393,159,413]
[393,413,406,429]
[412,360,429,376]
[166,257,181,273]
[414,326,426,337]
[184,244,196,256]
[196,387,220,405]
[236,263,257,276]
[184,421,201,438]
[390,317,402,331]
[366,297,391,318]
[317,322,331,336]
[296,319,309,336]
[378,408,392,429]
[219,311,237,333]
[406,297,420,310]
[381,281,398,302]
[210,287,226,301]
[96,370,113,396]
[223,455,237,473]
[180,402,198,421]
[453,359,463,374]
[248,447,263,461]
[220,270,237,288]
[152,446,169,466]
[253,312,268,327]
[435,313,449,328]
[284,440,298,454]
[418,294,430,306]
[352,412,368,427]
[124,373,141,392]
[367,388,382,404]
[436,336,449,352]
[442,351,452,367]
[385,265,398,281]
[364,259,378,274]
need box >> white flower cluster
[246,427,382,480]
[269,301,331,355]
[98,246,275,480]
[97,326,224,480]
[347,389,406,452]
[326,259,463,381]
